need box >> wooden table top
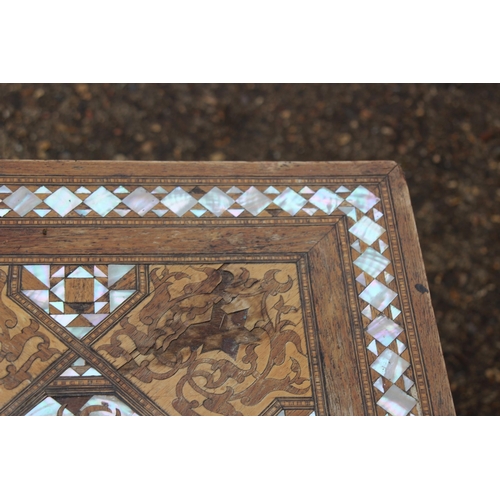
[0,160,454,416]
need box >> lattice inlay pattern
[20,264,137,340]
[344,186,418,416]
[60,357,102,377]
[0,184,372,219]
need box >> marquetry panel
[94,263,317,416]
[0,161,454,416]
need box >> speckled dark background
[0,83,498,415]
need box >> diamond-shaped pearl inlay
[45,187,83,216]
[4,187,42,216]
[349,216,386,246]
[84,187,121,216]
[236,187,271,216]
[345,186,380,213]
[309,187,343,215]
[359,280,397,312]
[354,247,390,279]
[366,314,403,347]
[377,385,416,416]
[122,187,159,216]
[198,187,234,216]
[272,188,307,215]
[161,187,197,216]
[371,348,409,383]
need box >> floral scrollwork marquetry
[0,268,67,409]
[95,263,312,415]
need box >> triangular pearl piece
[25,265,51,287]
[113,186,129,194]
[60,368,80,377]
[367,339,378,355]
[152,209,168,217]
[51,281,65,301]
[109,290,134,312]
[299,186,315,194]
[374,377,385,393]
[93,266,107,278]
[94,281,108,301]
[228,209,244,217]
[336,186,350,193]
[67,267,93,279]
[403,375,414,391]
[361,304,372,319]
[94,302,107,313]
[303,208,318,216]
[152,186,168,194]
[82,314,108,326]
[190,209,207,217]
[34,209,51,217]
[226,186,243,194]
[35,186,52,194]
[373,208,383,221]
[49,301,65,313]
[51,314,78,326]
[356,272,366,286]
[379,240,389,253]
[396,339,406,354]
[390,305,401,319]
[75,187,91,194]
[114,209,130,217]
[351,240,361,253]
[75,209,91,217]
[108,265,134,287]
[83,367,102,377]
[263,186,280,194]
[51,266,65,278]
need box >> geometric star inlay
[21,264,137,339]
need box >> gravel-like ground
[0,83,498,415]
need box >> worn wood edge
[387,164,456,415]
[0,160,398,178]
[0,225,334,256]
[296,257,329,415]
[335,218,376,415]
[307,227,367,415]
